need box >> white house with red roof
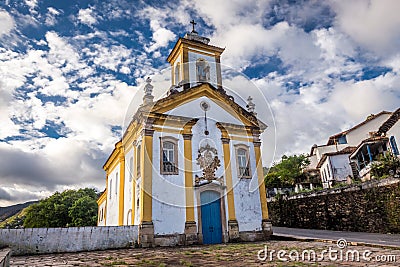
[306,109,399,188]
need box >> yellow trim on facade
[118,145,125,226]
[131,145,137,225]
[254,144,269,220]
[187,47,217,57]
[167,37,225,65]
[97,190,107,205]
[103,141,122,174]
[140,131,153,223]
[221,139,236,221]
[182,121,197,222]
[153,84,258,127]
[153,126,182,134]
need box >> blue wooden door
[200,191,222,244]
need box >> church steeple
[167,20,224,91]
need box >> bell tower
[167,20,225,90]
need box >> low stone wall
[0,226,138,256]
[268,178,400,233]
[0,248,11,267]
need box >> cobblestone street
[10,241,400,266]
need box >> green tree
[23,188,98,228]
[371,153,400,178]
[264,154,310,188]
[68,195,98,227]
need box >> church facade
[97,28,272,247]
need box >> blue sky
[0,0,399,206]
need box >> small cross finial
[190,19,197,34]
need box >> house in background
[306,109,399,188]
[350,108,400,181]
[316,146,356,188]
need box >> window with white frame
[129,156,133,182]
[109,178,112,199]
[137,144,141,177]
[160,137,178,174]
[115,172,118,195]
[235,144,251,178]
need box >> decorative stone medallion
[195,143,223,186]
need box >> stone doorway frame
[195,182,228,243]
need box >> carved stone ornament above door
[195,143,224,186]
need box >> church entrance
[200,190,222,244]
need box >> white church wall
[188,51,217,87]
[152,131,186,235]
[230,140,262,231]
[124,147,134,225]
[165,96,244,125]
[106,163,120,226]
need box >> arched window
[129,156,133,182]
[115,172,118,195]
[235,145,251,178]
[196,58,210,82]
[127,209,132,225]
[175,62,180,85]
[109,178,112,199]
[137,144,141,177]
[160,137,179,174]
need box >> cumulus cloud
[146,20,176,52]
[78,8,98,26]
[330,0,400,54]
[0,10,14,36]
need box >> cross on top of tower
[190,19,197,34]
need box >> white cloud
[330,0,400,54]
[45,7,61,26]
[24,0,38,13]
[77,8,98,26]
[146,20,176,52]
[0,10,14,36]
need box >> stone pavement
[273,227,400,247]
[10,240,400,266]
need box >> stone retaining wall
[0,226,138,255]
[268,178,400,233]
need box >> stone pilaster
[184,221,198,245]
[228,220,240,242]
[138,221,155,248]
[261,219,273,240]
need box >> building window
[115,172,118,195]
[196,58,210,82]
[129,156,134,182]
[109,179,112,199]
[337,135,347,144]
[235,144,251,178]
[137,144,141,177]
[160,137,179,174]
[327,165,331,178]
[175,62,180,85]
[390,136,399,155]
